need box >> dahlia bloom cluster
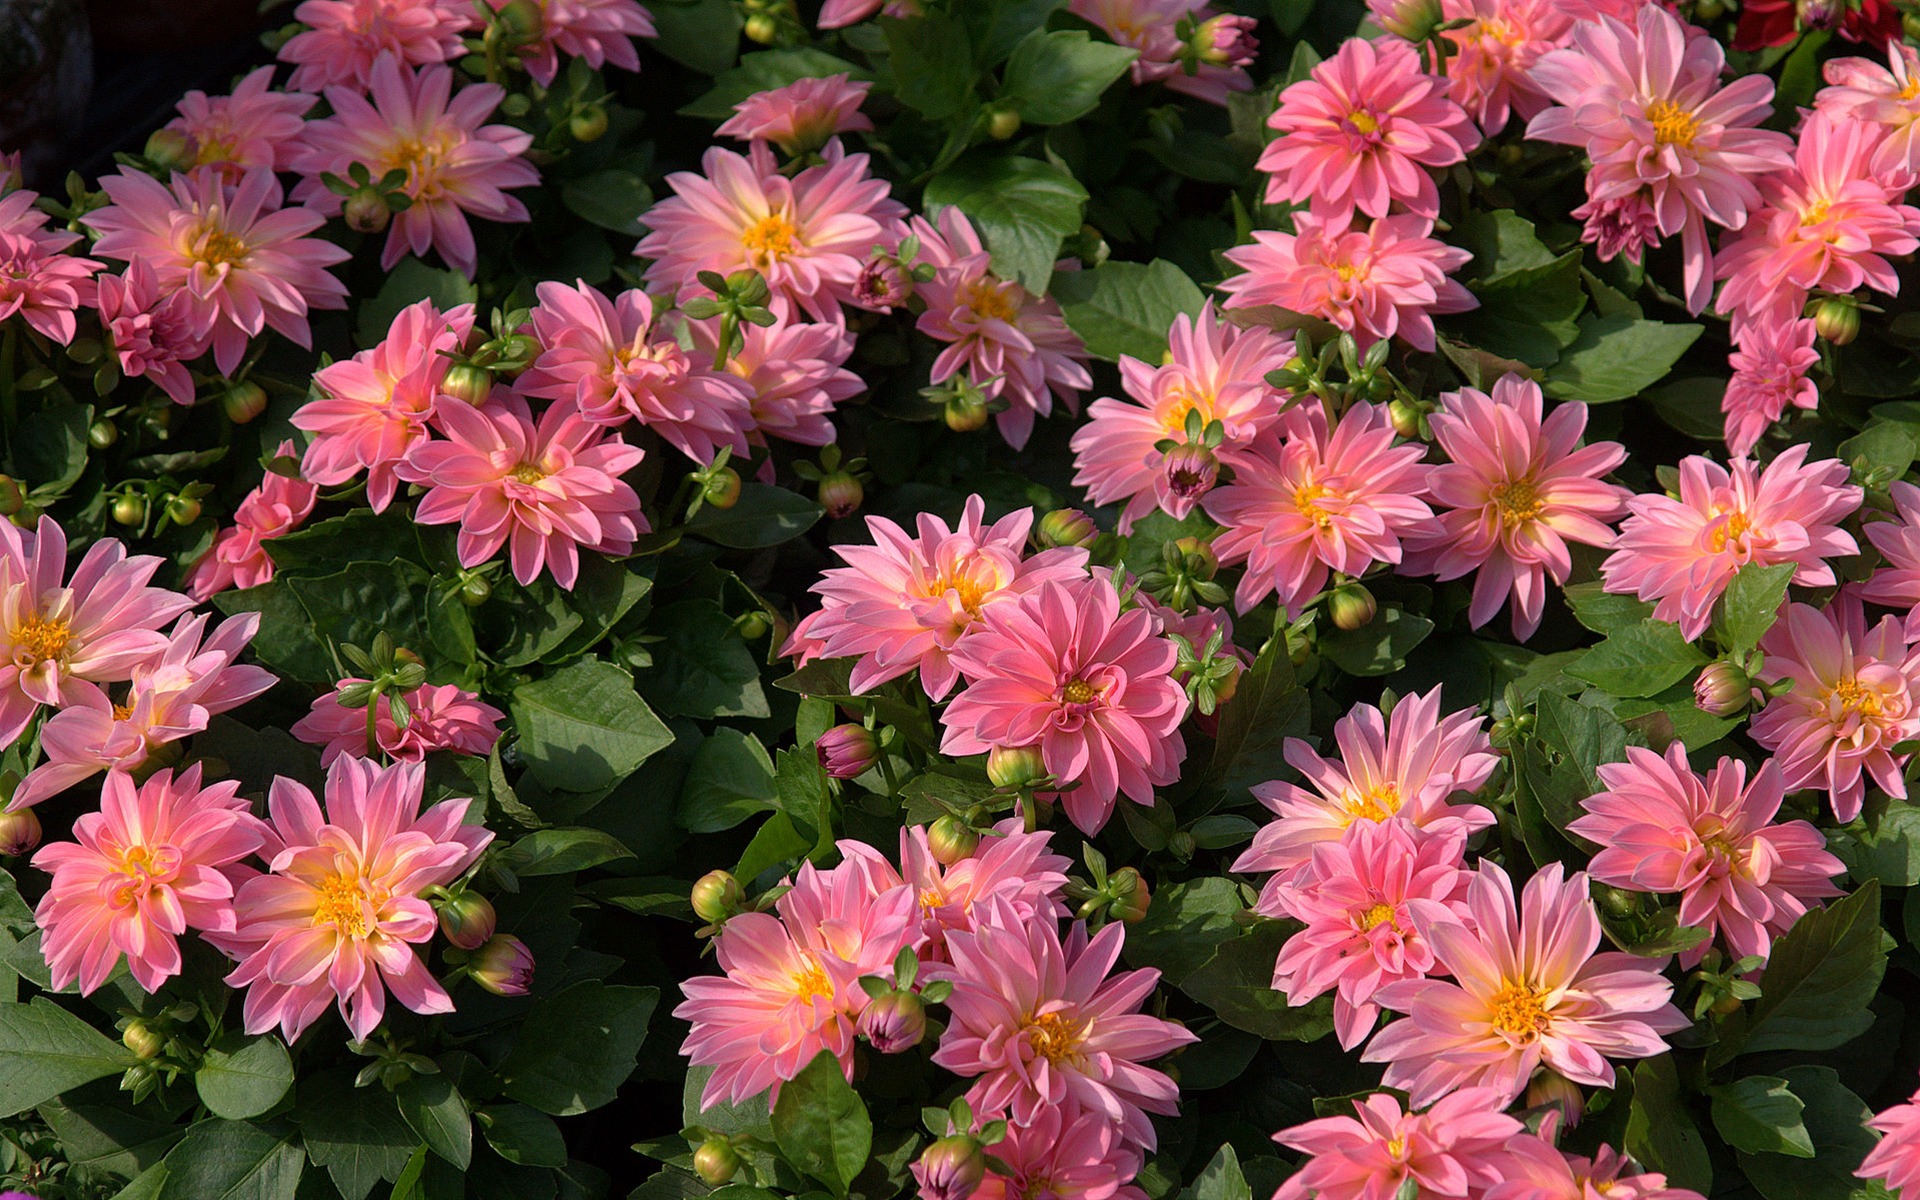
[0,187,101,346]
[1066,0,1259,106]
[186,441,321,600]
[292,678,506,764]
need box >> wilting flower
[1751,597,1920,823]
[1860,480,1920,638]
[1601,446,1860,639]
[941,577,1190,835]
[1273,1088,1526,1200]
[1437,0,1572,133]
[279,0,474,92]
[292,680,506,764]
[1486,1131,1707,1200]
[185,444,321,600]
[1067,0,1256,105]
[1574,190,1664,266]
[484,0,655,85]
[0,189,101,345]
[95,259,202,407]
[1818,42,1920,177]
[717,75,874,156]
[1365,862,1689,1106]
[1723,317,1821,456]
[970,1106,1148,1200]
[163,65,312,180]
[33,765,264,995]
[933,897,1198,1149]
[840,818,1071,959]
[1860,1089,1920,1198]
[1569,744,1843,966]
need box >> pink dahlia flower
[85,166,350,375]
[1219,212,1476,352]
[1069,302,1293,533]
[791,495,1089,700]
[717,74,874,156]
[1261,37,1479,224]
[1723,316,1820,456]
[1861,1089,1920,1198]
[520,279,756,461]
[291,56,539,278]
[638,140,907,324]
[1233,686,1498,880]
[219,758,492,1041]
[279,0,474,92]
[1365,862,1689,1106]
[1067,0,1256,106]
[686,314,863,449]
[1404,374,1629,639]
[32,765,264,995]
[1574,190,1664,267]
[1569,744,1843,966]
[1818,42,1920,178]
[484,0,655,85]
[294,298,478,512]
[1204,401,1434,615]
[163,65,313,182]
[185,442,321,601]
[1485,1131,1706,1200]
[1273,1088,1526,1200]
[932,897,1198,1149]
[940,577,1191,835]
[0,517,195,747]
[0,189,101,345]
[398,395,648,589]
[838,818,1071,960]
[1264,820,1473,1049]
[970,1105,1146,1200]
[95,259,202,407]
[1525,4,1794,313]
[1860,480,1920,638]
[292,679,506,764]
[1437,0,1572,134]
[818,0,919,27]
[1601,447,1861,640]
[1752,597,1920,823]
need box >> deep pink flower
[1752,597,1920,823]
[941,577,1190,835]
[1069,302,1293,533]
[85,167,350,375]
[291,56,539,277]
[279,0,474,92]
[638,140,907,324]
[292,680,506,765]
[398,395,648,588]
[1574,190,1664,266]
[1274,1088,1526,1200]
[1219,212,1476,352]
[1438,0,1572,133]
[1723,316,1820,456]
[1818,42,1920,177]
[1365,862,1689,1106]
[1262,37,1479,224]
[717,75,874,156]
[932,898,1197,1149]
[839,819,1071,960]
[95,259,202,407]
[1485,1131,1706,1200]
[687,314,862,449]
[0,189,101,345]
[1204,402,1434,615]
[971,1106,1147,1200]
[1067,0,1256,105]
[1860,1089,1920,1198]
[1404,374,1629,639]
[1233,686,1498,880]
[219,758,492,1041]
[163,65,313,181]
[1601,447,1861,640]
[185,442,321,601]
[1860,480,1920,638]
[1569,744,1843,967]
[32,765,264,995]
[484,0,655,85]
[791,495,1090,700]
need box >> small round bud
[853,256,913,311]
[459,574,492,607]
[816,723,878,780]
[122,1019,165,1060]
[1710,990,1745,1016]
[858,989,927,1053]
[1108,866,1150,924]
[944,393,991,433]
[88,420,119,450]
[1191,13,1258,66]
[0,476,21,517]
[1168,830,1197,860]
[569,105,609,143]
[1327,582,1377,632]
[221,380,267,424]
[987,108,1022,140]
[927,814,979,865]
[1814,295,1861,346]
[1170,536,1218,580]
[704,467,743,510]
[342,188,392,234]
[1387,397,1425,440]
[691,870,746,924]
[1366,0,1444,40]
[494,0,543,39]
[818,471,864,519]
[1594,883,1643,919]
[164,494,202,525]
[438,891,498,951]
[0,806,40,857]
[986,744,1048,791]
[1038,508,1098,550]
[1693,660,1752,718]
[496,334,540,374]
[694,1138,742,1186]
[441,363,494,407]
[914,1136,987,1200]
[143,128,193,173]
[1695,0,1725,17]
[469,934,534,996]
[744,12,778,41]
[111,493,148,527]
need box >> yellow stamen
[13,616,71,661]
[112,703,135,721]
[313,873,372,938]
[192,227,248,268]
[1294,481,1336,529]
[1831,676,1883,717]
[508,463,546,485]
[1487,980,1552,1041]
[1359,902,1398,931]
[742,213,799,264]
[1645,99,1699,149]
[1490,479,1543,524]
[1342,782,1401,823]
[1347,110,1381,136]
[790,955,834,1003]
[1708,509,1753,553]
[1063,679,1098,705]
[1024,1010,1084,1063]
[966,279,1020,324]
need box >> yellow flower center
[1162,384,1210,433]
[790,955,834,1003]
[1024,1010,1084,1063]
[313,873,372,939]
[13,615,71,662]
[1487,980,1552,1041]
[194,136,238,165]
[1491,479,1543,524]
[1062,678,1098,705]
[742,213,799,264]
[1386,1135,1408,1158]
[1645,99,1699,149]
[1342,782,1401,823]
[1347,109,1381,136]
[1709,509,1753,553]
[1294,481,1336,529]
[191,226,249,268]
[508,463,546,485]
[1831,676,1883,717]
[966,279,1021,324]
[1332,261,1362,281]
[112,702,135,721]
[1359,902,1398,931]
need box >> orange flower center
[314,873,373,939]
[789,955,834,1003]
[742,213,799,264]
[1294,481,1336,529]
[1487,980,1552,1041]
[966,278,1021,324]
[1024,1010,1084,1063]
[1342,782,1401,823]
[1831,676,1883,717]
[1645,99,1699,149]
[1490,479,1543,524]
[1359,902,1398,931]
[13,616,70,662]
[112,702,135,721]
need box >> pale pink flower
[32,765,264,995]
[398,395,648,589]
[638,140,907,324]
[1068,302,1293,533]
[219,758,492,1041]
[1601,447,1861,639]
[1486,1132,1706,1200]
[291,56,539,278]
[1365,862,1690,1106]
[0,517,195,747]
[1570,744,1843,966]
[1261,37,1479,224]
[970,1106,1147,1200]
[1752,597,1920,823]
[689,315,863,448]
[485,0,654,85]
[1714,111,1920,332]
[9,613,276,811]
[792,495,1089,700]
[0,189,100,345]
[1438,0,1573,133]
[1204,401,1434,615]
[1067,0,1256,105]
[280,0,474,92]
[185,443,321,601]
[1265,820,1473,1050]
[1273,1088,1526,1200]
[292,680,506,765]
[1219,212,1476,352]
[717,75,874,156]
[1233,686,1498,880]
[95,259,202,407]
[1817,41,1920,178]
[85,166,350,375]
[941,577,1190,835]
[910,208,1092,450]
[163,65,313,182]
[677,855,916,1109]
[840,819,1072,961]
[1859,480,1920,638]
[1860,1089,1920,1198]
[1404,374,1629,639]
[932,897,1198,1149]
[294,297,477,511]
[1723,316,1820,456]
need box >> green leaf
[648,0,742,74]
[1447,251,1585,369]
[112,1163,168,1200]
[397,1073,472,1171]
[924,155,1088,293]
[1000,29,1136,124]
[156,1119,303,1200]
[499,828,635,876]
[1453,210,1561,277]
[637,600,770,720]
[39,1096,184,1181]
[1711,882,1887,1067]
[1830,801,1920,887]
[481,1104,567,1169]
[1200,636,1309,801]
[497,983,659,1116]
[1544,314,1704,403]
[678,728,778,833]
[1533,690,1630,795]
[510,657,675,793]
[1319,607,1435,677]
[734,811,813,885]
[882,13,975,119]
[687,483,824,549]
[1124,877,1247,986]
[1738,1066,1890,1200]
[297,1072,418,1200]
[1182,1144,1251,1200]
[1181,922,1335,1041]
[1625,1056,1712,1194]
[9,400,91,497]
[771,1051,872,1198]
[355,259,478,347]
[1840,422,1918,482]
[0,998,138,1117]
[680,49,869,119]
[1711,1075,1815,1159]
[1564,581,1655,637]
[1567,619,1708,698]
[561,170,651,236]
[1051,259,1205,363]
[1713,562,1796,659]
[962,0,1063,64]
[194,1034,293,1121]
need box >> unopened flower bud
[1814,295,1861,346]
[1388,397,1425,440]
[1796,0,1840,27]
[0,152,21,195]
[945,393,990,433]
[927,814,979,865]
[987,108,1022,140]
[0,476,21,517]
[1366,0,1443,40]
[1162,443,1218,504]
[691,870,746,924]
[1192,14,1258,66]
[343,187,392,234]
[122,1019,165,1060]
[744,12,778,41]
[459,574,492,607]
[694,1137,742,1185]
[816,723,878,779]
[858,989,927,1053]
[1694,660,1752,718]
[819,471,864,519]
[1170,536,1218,580]
[164,494,202,525]
[470,934,534,996]
[88,420,119,449]
[569,105,609,143]
[441,363,493,406]
[913,1136,987,1200]
[1525,1070,1586,1127]
[1038,508,1098,550]
[854,255,913,311]
[0,806,39,857]
[438,891,497,950]
[111,493,147,527]
[221,380,267,423]
[1108,866,1150,923]
[1327,582,1377,632]
[704,466,742,509]
[143,128,193,173]
[986,744,1048,791]
[495,0,543,40]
